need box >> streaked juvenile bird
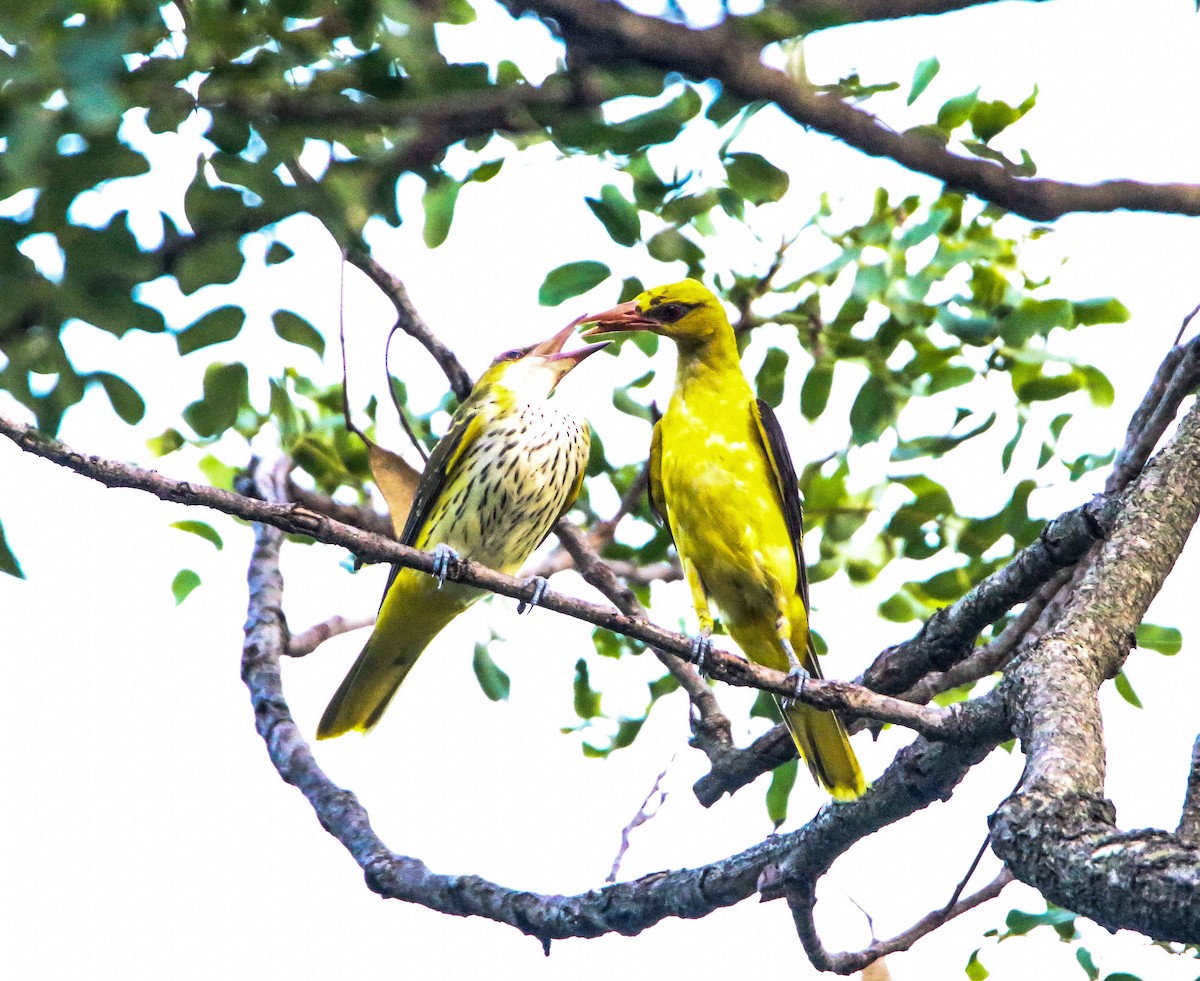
[582,280,865,799]
[317,322,608,739]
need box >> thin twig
[787,868,1013,974]
[607,761,671,883]
[288,614,375,656]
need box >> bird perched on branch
[317,322,608,739]
[581,280,865,799]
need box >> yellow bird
[582,280,864,799]
[317,322,608,739]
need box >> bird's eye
[494,347,528,364]
[654,303,688,323]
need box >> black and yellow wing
[749,398,809,613]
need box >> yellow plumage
[318,323,604,739]
[584,280,865,799]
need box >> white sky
[4,0,1200,978]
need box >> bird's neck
[673,330,750,402]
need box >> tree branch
[241,471,1005,944]
[287,614,376,657]
[343,248,474,402]
[509,0,1200,221]
[778,0,1042,30]
[787,867,1013,974]
[0,416,953,738]
[1178,734,1200,845]
[989,399,1200,942]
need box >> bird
[581,279,865,799]
[317,321,608,739]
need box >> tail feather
[316,571,475,739]
[780,698,865,801]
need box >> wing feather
[648,418,669,530]
[749,398,808,611]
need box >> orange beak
[578,301,658,337]
[533,316,611,368]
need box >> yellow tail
[316,570,477,739]
[780,698,865,801]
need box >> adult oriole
[583,280,864,798]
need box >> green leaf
[937,89,980,131]
[171,520,224,550]
[146,428,185,456]
[1073,297,1130,325]
[171,568,201,605]
[0,519,25,579]
[422,176,461,248]
[472,642,511,701]
[724,152,789,205]
[572,658,602,719]
[646,227,705,272]
[265,242,294,265]
[969,100,1019,143]
[1113,669,1142,708]
[765,757,798,828]
[849,375,896,444]
[999,299,1073,345]
[175,235,245,294]
[1136,622,1182,655]
[965,949,989,981]
[272,311,325,356]
[176,306,246,356]
[1076,947,1100,981]
[586,184,641,247]
[1016,373,1083,403]
[468,159,504,183]
[908,56,940,105]
[183,362,250,439]
[538,261,611,306]
[754,347,789,407]
[801,362,834,420]
[1004,905,1077,937]
[91,371,145,424]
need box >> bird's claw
[690,634,714,676]
[780,636,809,704]
[784,665,810,706]
[431,543,460,588]
[517,576,549,614]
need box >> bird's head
[478,319,609,399]
[579,279,729,346]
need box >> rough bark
[990,400,1200,942]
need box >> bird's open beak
[533,316,611,369]
[578,301,657,337]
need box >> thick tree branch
[0,416,949,737]
[779,0,1042,30]
[510,0,1200,221]
[241,472,1004,944]
[861,494,1120,695]
[1178,735,1200,844]
[989,399,1200,942]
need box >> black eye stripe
[647,301,694,323]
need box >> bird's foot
[431,543,460,588]
[690,633,714,676]
[517,576,549,614]
[780,637,809,704]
